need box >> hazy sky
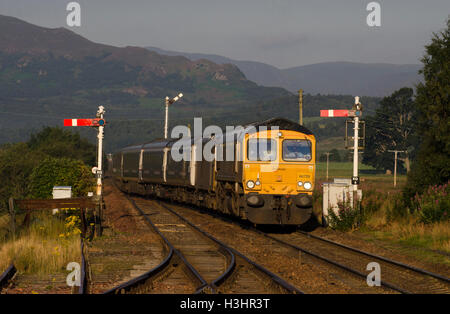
[1,0,449,68]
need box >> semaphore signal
[320,109,358,117]
[64,106,106,196]
[63,118,105,127]
[320,97,364,210]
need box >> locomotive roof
[243,117,314,135]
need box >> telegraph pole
[164,93,183,139]
[325,152,332,181]
[388,150,405,187]
[298,89,303,125]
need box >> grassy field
[0,212,81,275]
[316,136,347,156]
[0,213,9,242]
[314,161,449,265]
[315,161,404,186]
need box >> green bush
[412,182,449,224]
[28,157,94,199]
[328,200,364,231]
[0,143,45,211]
[386,193,409,222]
[360,190,383,215]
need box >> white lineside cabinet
[52,186,72,214]
[322,179,362,225]
[53,186,72,199]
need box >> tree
[405,20,450,196]
[363,87,418,173]
[329,149,341,162]
[28,157,94,199]
[319,149,341,162]
[28,127,96,166]
[0,143,45,211]
[0,127,96,212]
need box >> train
[111,117,316,225]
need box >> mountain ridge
[146,46,422,97]
[0,15,292,108]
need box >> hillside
[147,47,421,97]
[0,15,290,127]
[0,15,382,152]
[0,15,300,151]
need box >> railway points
[104,182,301,294]
[151,196,449,294]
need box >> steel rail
[157,201,417,293]
[165,200,450,293]
[261,232,409,293]
[0,264,16,291]
[104,190,210,294]
[79,239,87,294]
[103,247,175,294]
[296,230,450,284]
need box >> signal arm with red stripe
[320,109,360,117]
[64,118,105,127]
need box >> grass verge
[0,212,81,275]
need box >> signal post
[64,106,106,196]
[64,106,106,236]
[320,97,364,210]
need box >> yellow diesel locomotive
[112,118,316,225]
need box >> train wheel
[216,184,226,213]
[231,193,240,217]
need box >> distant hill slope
[0,15,290,126]
[0,15,382,152]
[0,14,290,103]
[147,47,422,97]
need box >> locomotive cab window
[282,139,311,161]
[247,139,277,161]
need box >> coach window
[247,139,277,161]
[282,139,311,161]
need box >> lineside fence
[8,196,103,238]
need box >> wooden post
[80,208,86,237]
[325,152,332,181]
[388,150,405,187]
[8,197,15,238]
[298,89,303,125]
[94,197,103,237]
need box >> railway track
[0,264,17,292]
[105,193,301,294]
[267,231,450,294]
[156,199,450,294]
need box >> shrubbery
[327,199,364,231]
[28,157,94,199]
[326,182,449,232]
[411,182,449,224]
[0,127,95,211]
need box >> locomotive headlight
[247,180,255,189]
[303,182,312,190]
[297,181,303,187]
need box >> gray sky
[1,0,449,68]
